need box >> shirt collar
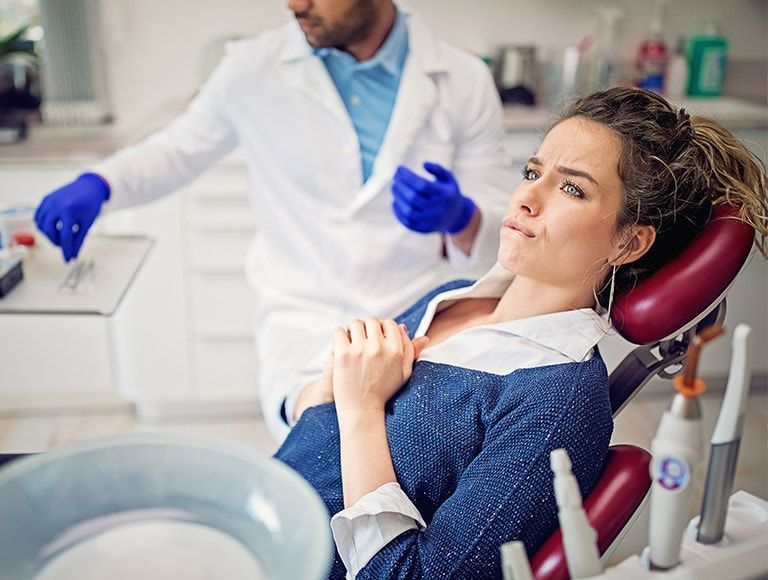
[313,8,408,76]
[427,262,611,362]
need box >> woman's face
[498,117,626,292]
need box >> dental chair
[530,205,756,580]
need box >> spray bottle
[646,324,724,570]
[665,36,689,98]
[594,6,625,90]
[636,0,669,93]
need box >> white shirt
[314,262,612,577]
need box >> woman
[274,87,768,579]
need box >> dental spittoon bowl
[0,434,332,580]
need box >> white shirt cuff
[330,482,426,578]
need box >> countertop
[504,96,768,131]
[1,96,765,165]
[0,235,152,315]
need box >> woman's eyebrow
[528,156,598,186]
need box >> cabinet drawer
[192,340,259,399]
[188,274,257,339]
[185,231,252,273]
[0,314,113,395]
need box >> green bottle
[686,21,728,98]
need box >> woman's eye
[561,180,586,198]
[522,166,540,181]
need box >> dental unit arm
[500,325,768,579]
[646,324,723,570]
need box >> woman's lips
[502,217,535,238]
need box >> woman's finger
[364,317,384,342]
[382,319,400,340]
[333,326,350,352]
[413,336,430,359]
[348,319,366,344]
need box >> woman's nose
[515,183,541,216]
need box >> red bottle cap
[11,232,36,247]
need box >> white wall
[97,0,768,131]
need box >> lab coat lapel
[348,13,444,215]
[277,23,353,128]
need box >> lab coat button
[350,95,361,107]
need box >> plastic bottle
[665,36,689,98]
[687,20,728,98]
[593,6,625,90]
[636,0,669,93]
[551,449,602,578]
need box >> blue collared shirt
[314,10,409,183]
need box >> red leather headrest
[612,205,755,345]
[531,445,652,580]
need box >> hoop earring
[606,264,618,316]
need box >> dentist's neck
[344,2,396,61]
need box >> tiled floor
[1,388,766,513]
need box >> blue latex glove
[391,162,476,234]
[34,172,110,262]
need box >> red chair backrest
[612,205,755,344]
[530,445,651,580]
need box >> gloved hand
[391,162,476,235]
[34,172,110,262]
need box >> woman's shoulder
[497,356,611,417]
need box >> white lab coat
[93,9,514,441]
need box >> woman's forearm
[338,409,397,508]
[293,380,333,422]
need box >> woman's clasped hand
[330,319,430,415]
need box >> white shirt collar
[415,262,611,364]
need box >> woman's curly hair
[557,86,768,305]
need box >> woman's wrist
[336,407,386,430]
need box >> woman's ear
[613,225,656,265]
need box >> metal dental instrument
[58,259,95,291]
[697,324,752,545]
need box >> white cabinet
[0,159,261,419]
[0,236,152,411]
[177,162,260,408]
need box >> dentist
[34,0,512,440]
